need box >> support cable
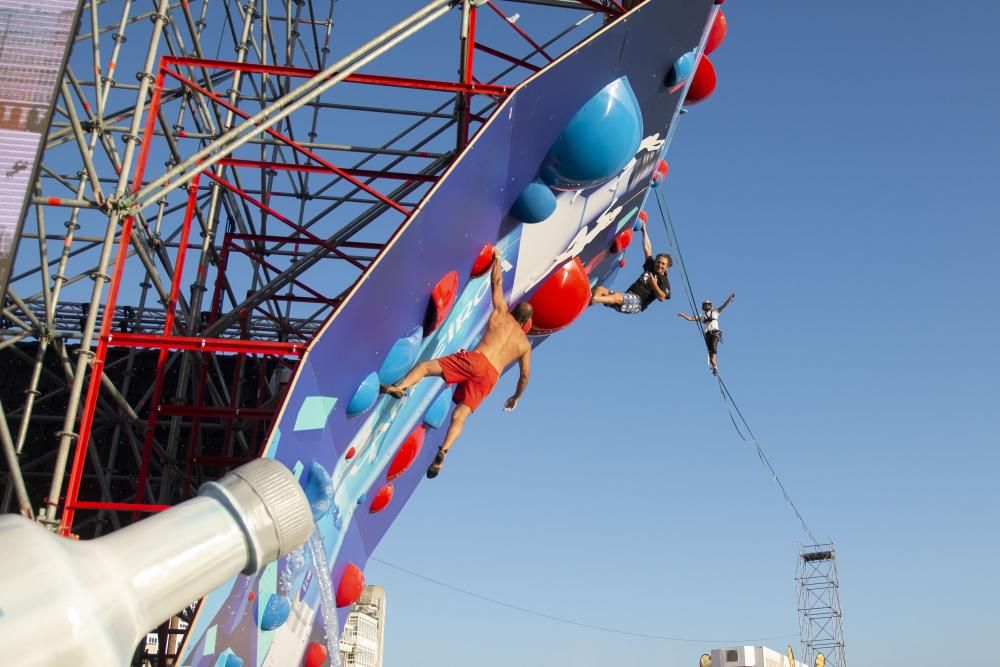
[652,188,819,545]
[371,557,797,644]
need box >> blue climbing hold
[666,50,696,88]
[510,180,557,223]
[377,326,423,386]
[303,461,333,520]
[357,492,367,506]
[347,371,380,417]
[424,387,454,429]
[260,593,291,631]
[214,652,245,667]
[540,77,643,190]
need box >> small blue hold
[214,652,245,667]
[377,326,423,386]
[666,50,696,88]
[260,593,291,631]
[347,371,380,417]
[357,492,367,505]
[510,180,557,223]
[632,217,643,232]
[303,461,333,520]
[424,387,454,429]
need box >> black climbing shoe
[426,448,447,479]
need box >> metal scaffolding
[0,1,630,662]
[797,543,848,667]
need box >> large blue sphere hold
[540,77,643,190]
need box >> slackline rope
[652,187,819,545]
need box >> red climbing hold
[304,642,328,667]
[248,591,256,602]
[386,425,425,481]
[336,563,365,608]
[345,446,356,460]
[619,257,627,268]
[611,228,633,253]
[651,159,670,187]
[470,244,495,277]
[528,257,591,335]
[638,210,648,224]
[705,10,727,54]
[369,483,394,514]
[424,270,459,334]
[685,55,716,105]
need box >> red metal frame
[54,4,605,534]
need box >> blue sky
[362,1,1000,665]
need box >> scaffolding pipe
[0,400,33,518]
[130,0,454,210]
[44,0,174,527]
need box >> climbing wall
[179,1,717,664]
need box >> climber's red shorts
[438,350,500,412]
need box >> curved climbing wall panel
[179,1,716,664]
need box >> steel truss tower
[797,543,848,667]
[0,1,631,662]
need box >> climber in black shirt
[591,216,671,314]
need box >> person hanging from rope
[380,253,533,479]
[590,216,671,314]
[678,293,735,375]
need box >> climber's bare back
[474,308,530,374]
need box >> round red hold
[470,244,495,277]
[336,563,365,608]
[369,483,394,514]
[304,642,328,667]
[424,270,459,334]
[248,591,256,602]
[685,55,717,105]
[386,425,425,481]
[344,447,356,461]
[619,258,627,268]
[611,228,633,253]
[638,210,648,224]
[656,159,670,177]
[705,10,727,55]
[528,257,591,335]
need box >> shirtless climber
[677,293,735,375]
[590,216,671,314]
[381,254,533,478]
